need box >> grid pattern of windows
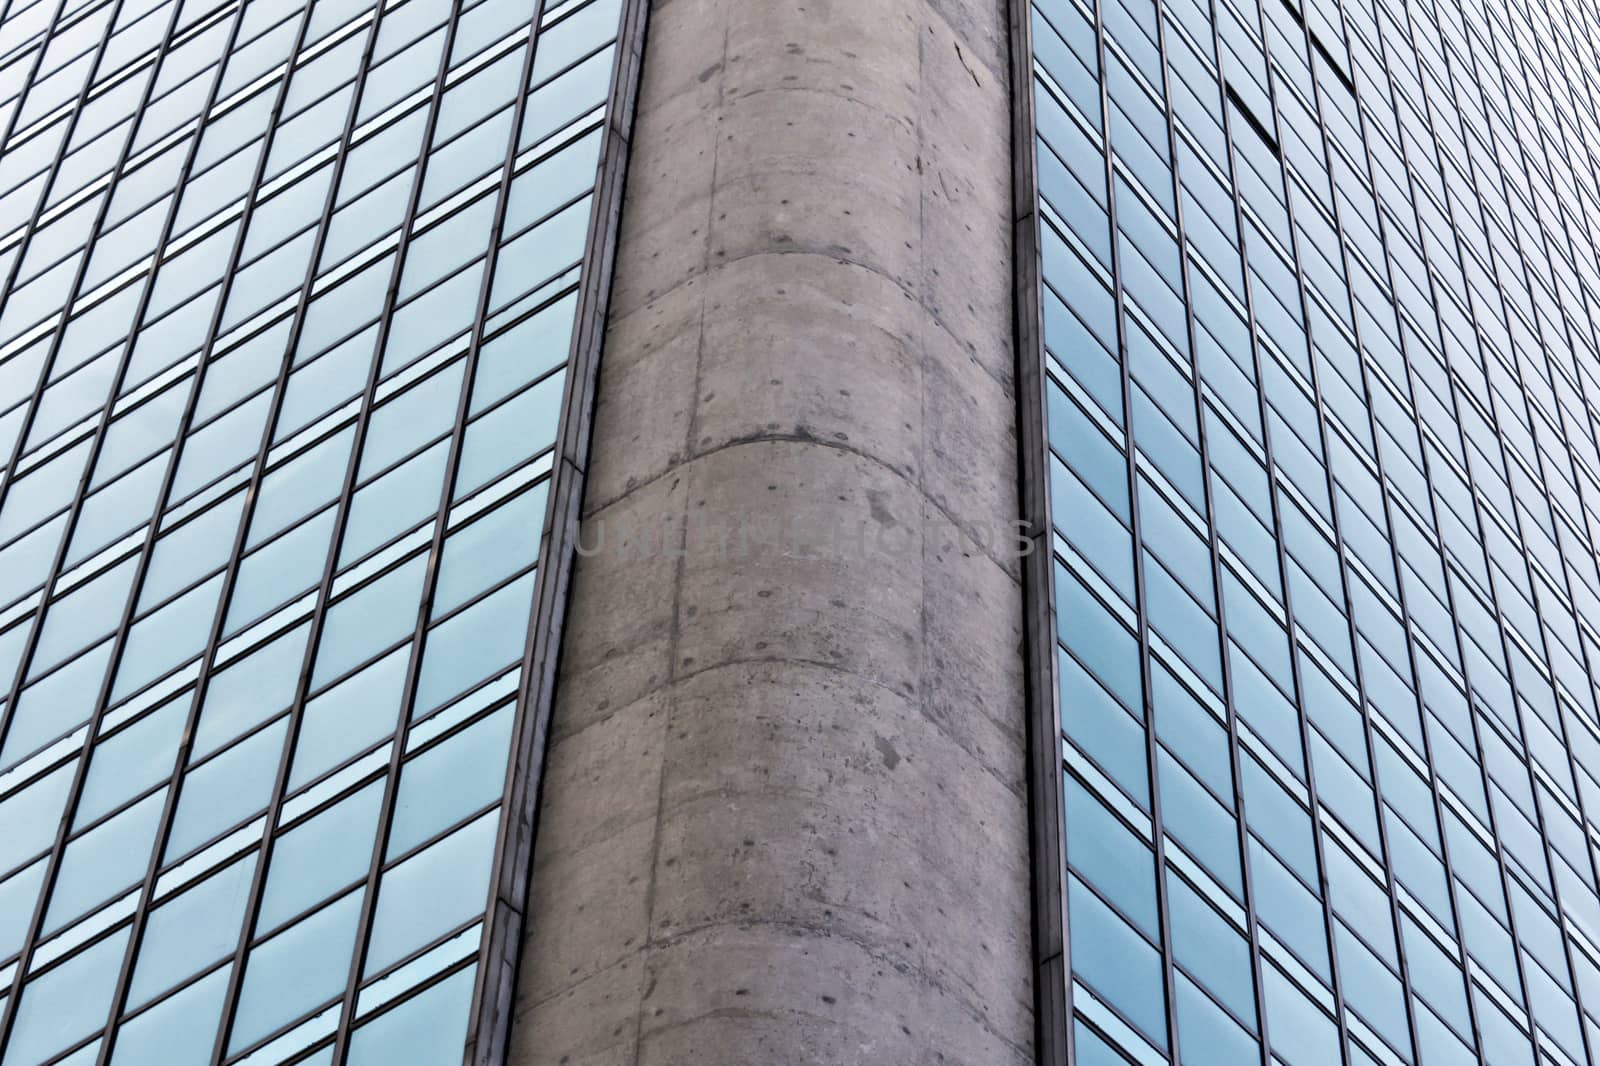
[0,0,633,1062]
[1027,0,1600,1058]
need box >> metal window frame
[463,0,651,1062]
[0,4,254,1057]
[1017,0,1600,1054]
[0,1,654,1064]
[1009,0,1076,1062]
[1014,0,1487,1061]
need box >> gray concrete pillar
[507,1,1032,1062]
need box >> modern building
[0,0,1598,1063]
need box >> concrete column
[508,0,1032,1062]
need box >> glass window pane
[388,706,513,857]
[194,623,311,758]
[1063,774,1157,937]
[347,963,476,1066]
[412,571,534,716]
[259,779,383,933]
[291,644,410,790]
[32,556,139,675]
[472,293,574,410]
[0,858,48,961]
[3,639,114,767]
[47,787,164,932]
[111,963,232,1066]
[356,360,466,480]
[340,439,450,565]
[77,695,187,827]
[165,718,288,859]
[6,927,130,1066]
[226,507,338,630]
[433,484,546,615]
[364,808,498,975]
[112,572,226,702]
[230,888,364,1053]
[3,639,114,766]
[1166,873,1255,1026]
[128,852,257,1008]
[1067,873,1168,1050]
[250,427,357,546]
[140,491,247,609]
[1173,969,1257,1066]
[0,761,75,873]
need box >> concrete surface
[508,0,1032,1062]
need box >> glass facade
[0,0,632,1062]
[1028,0,1600,1058]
